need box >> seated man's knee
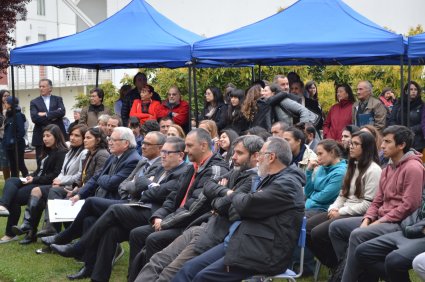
[31,187,42,198]
[385,251,410,271]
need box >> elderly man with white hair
[352,80,387,131]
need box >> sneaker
[0,235,18,244]
[112,243,124,266]
[0,206,9,217]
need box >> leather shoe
[51,243,78,258]
[67,266,92,280]
[12,223,31,236]
[19,231,37,245]
[37,224,57,238]
[41,235,58,246]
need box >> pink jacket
[323,99,353,141]
[364,151,425,223]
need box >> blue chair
[264,216,307,282]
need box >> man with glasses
[135,135,263,282]
[173,137,306,281]
[157,86,189,131]
[48,135,190,281]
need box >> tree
[0,0,31,73]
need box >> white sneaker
[0,206,9,217]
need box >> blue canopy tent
[10,0,203,69]
[408,32,425,64]
[192,0,406,66]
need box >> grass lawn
[0,178,422,282]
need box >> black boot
[37,222,58,238]
[19,196,44,244]
[11,207,31,235]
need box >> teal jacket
[304,160,347,211]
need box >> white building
[5,0,131,139]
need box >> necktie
[138,162,150,177]
[109,157,119,176]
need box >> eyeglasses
[160,150,181,156]
[349,141,362,147]
[109,138,125,143]
[258,151,273,157]
[142,141,161,146]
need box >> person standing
[0,90,10,179]
[79,88,113,128]
[30,79,66,160]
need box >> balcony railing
[8,65,113,90]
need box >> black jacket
[389,97,425,151]
[31,148,68,185]
[201,102,228,131]
[223,164,306,275]
[3,109,25,150]
[152,153,229,230]
[251,92,288,132]
[193,168,257,254]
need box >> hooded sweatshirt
[364,150,425,223]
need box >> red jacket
[157,100,189,127]
[364,151,425,223]
[129,99,160,125]
[323,99,353,141]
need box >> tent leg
[95,67,99,87]
[407,58,411,128]
[10,66,19,175]
[193,67,199,127]
[188,66,192,131]
[400,56,404,125]
[258,65,262,80]
[251,67,255,83]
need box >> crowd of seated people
[1,72,425,282]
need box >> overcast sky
[146,0,425,37]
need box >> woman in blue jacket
[304,139,347,217]
[2,96,28,178]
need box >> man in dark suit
[30,79,67,160]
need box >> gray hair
[114,127,137,149]
[233,135,264,155]
[188,128,212,150]
[166,136,185,152]
[147,131,167,146]
[39,78,53,87]
[360,80,373,94]
[273,75,287,83]
[98,114,111,124]
[266,137,292,166]
[73,108,82,113]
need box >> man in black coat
[173,137,306,282]
[48,134,195,281]
[30,79,67,160]
[135,135,264,282]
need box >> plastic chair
[264,216,307,282]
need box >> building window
[37,0,46,16]
[38,34,46,42]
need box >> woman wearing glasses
[200,86,228,131]
[306,131,381,270]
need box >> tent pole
[193,67,199,127]
[95,67,100,87]
[251,67,255,83]
[407,58,411,128]
[188,65,193,131]
[400,56,404,126]
[11,66,19,175]
[258,65,262,80]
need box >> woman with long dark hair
[307,131,381,268]
[225,89,246,134]
[12,124,88,244]
[2,96,28,178]
[201,86,228,131]
[37,127,110,238]
[218,129,239,165]
[0,124,67,243]
[390,81,425,152]
[0,90,10,179]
